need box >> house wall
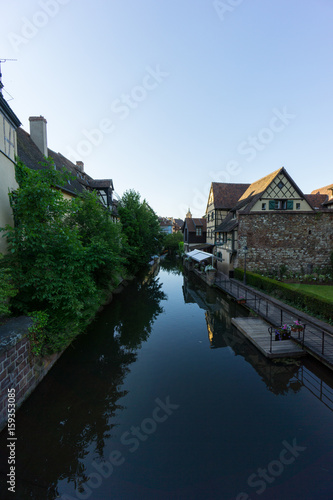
[206,207,228,245]
[0,116,18,254]
[237,212,333,273]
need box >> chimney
[76,161,84,172]
[29,116,48,157]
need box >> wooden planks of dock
[232,317,306,359]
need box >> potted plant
[275,324,291,341]
[236,297,246,304]
[290,320,304,332]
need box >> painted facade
[0,94,21,254]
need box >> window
[296,203,300,210]
[277,181,284,189]
[208,214,210,222]
[269,200,293,210]
[196,227,202,236]
[211,212,214,220]
[262,203,266,210]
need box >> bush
[0,256,18,318]
[0,161,125,352]
[234,268,332,321]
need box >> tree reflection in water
[0,271,166,500]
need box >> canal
[1,258,333,500]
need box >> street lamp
[243,245,248,285]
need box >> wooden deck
[232,317,306,359]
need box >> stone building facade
[237,211,333,274]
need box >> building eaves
[0,94,21,128]
[215,214,238,233]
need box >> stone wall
[0,317,63,432]
[237,211,333,273]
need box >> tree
[163,232,183,255]
[1,160,124,352]
[118,190,163,273]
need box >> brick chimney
[29,116,48,157]
[76,161,84,172]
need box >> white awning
[186,250,214,262]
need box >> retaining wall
[0,316,63,432]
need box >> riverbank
[0,257,160,432]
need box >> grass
[283,283,333,302]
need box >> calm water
[1,259,333,500]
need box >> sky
[1,0,333,218]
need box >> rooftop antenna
[0,59,17,95]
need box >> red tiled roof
[311,184,333,200]
[211,183,250,209]
[304,194,328,209]
[185,218,207,232]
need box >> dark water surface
[1,259,333,500]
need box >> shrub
[0,256,18,318]
[234,268,332,321]
[1,161,125,352]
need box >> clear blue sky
[2,0,332,218]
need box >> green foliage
[118,190,163,273]
[235,268,332,321]
[0,160,126,353]
[28,310,48,356]
[178,240,184,255]
[163,231,183,254]
[0,256,18,318]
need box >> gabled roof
[236,167,310,213]
[183,218,207,232]
[209,182,250,210]
[238,168,282,201]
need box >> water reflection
[0,273,167,500]
[1,263,333,500]
[183,272,333,401]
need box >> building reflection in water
[183,272,333,405]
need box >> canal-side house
[213,167,333,275]
[16,116,117,216]
[0,93,21,254]
[205,182,250,251]
[182,209,207,253]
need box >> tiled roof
[17,128,114,198]
[185,218,207,232]
[238,168,282,201]
[17,128,85,195]
[89,179,114,189]
[304,194,328,209]
[211,183,250,209]
[215,215,238,233]
[311,184,333,201]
